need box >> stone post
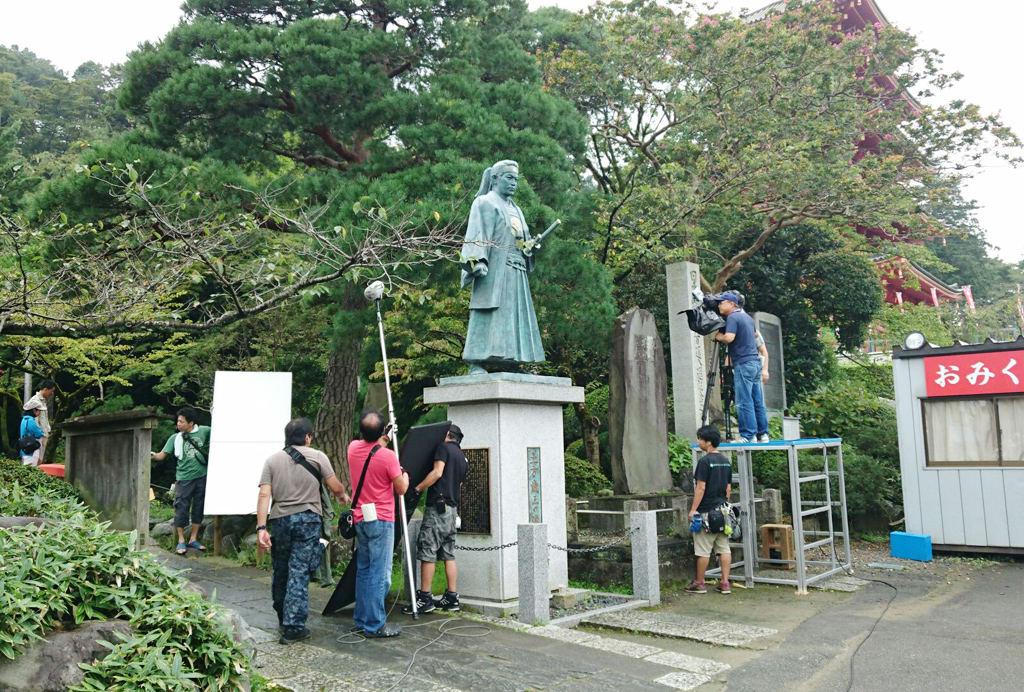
[565,498,579,542]
[518,523,549,625]
[630,510,660,606]
[623,499,649,534]
[667,262,707,439]
[762,489,783,525]
[672,495,690,537]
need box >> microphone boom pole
[366,281,419,620]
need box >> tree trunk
[314,344,363,491]
[573,401,602,468]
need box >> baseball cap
[716,292,740,304]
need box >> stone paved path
[583,609,778,648]
[152,550,734,691]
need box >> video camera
[681,289,746,335]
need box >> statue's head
[476,160,520,198]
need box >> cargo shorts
[693,527,731,558]
[417,504,458,562]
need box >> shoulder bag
[334,445,381,540]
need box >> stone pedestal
[666,262,707,439]
[423,373,584,605]
[63,409,168,546]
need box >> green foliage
[839,363,895,401]
[0,458,79,503]
[873,303,954,350]
[0,482,249,689]
[564,450,612,498]
[793,378,898,467]
[726,223,883,399]
[667,433,690,479]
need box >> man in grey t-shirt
[256,417,349,644]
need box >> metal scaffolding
[692,438,852,594]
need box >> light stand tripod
[364,280,419,620]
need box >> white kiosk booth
[893,336,1024,552]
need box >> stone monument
[608,307,672,494]
[666,262,707,439]
[421,161,583,611]
[753,312,787,412]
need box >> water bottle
[689,513,703,533]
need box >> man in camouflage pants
[257,418,349,644]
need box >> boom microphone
[364,280,386,302]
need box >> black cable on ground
[815,439,900,692]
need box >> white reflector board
[203,371,292,515]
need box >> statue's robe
[460,191,545,365]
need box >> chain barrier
[454,540,519,553]
[454,527,638,554]
[548,526,638,553]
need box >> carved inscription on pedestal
[459,447,491,535]
[527,447,542,523]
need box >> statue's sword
[535,218,561,244]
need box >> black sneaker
[279,626,311,645]
[435,590,460,612]
[364,624,402,638]
[403,590,436,615]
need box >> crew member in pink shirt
[346,409,409,638]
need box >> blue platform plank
[691,437,843,450]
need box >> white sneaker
[734,437,751,443]
[757,434,770,443]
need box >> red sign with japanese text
[924,349,1024,397]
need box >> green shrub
[0,483,250,690]
[668,433,691,479]
[564,452,611,498]
[792,378,898,467]
[0,457,80,504]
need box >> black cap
[448,424,464,443]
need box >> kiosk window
[923,396,1024,466]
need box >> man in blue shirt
[714,292,769,443]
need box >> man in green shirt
[152,406,211,555]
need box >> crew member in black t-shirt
[684,425,733,595]
[404,424,469,614]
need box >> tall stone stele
[609,308,673,494]
[666,261,708,439]
[422,160,583,612]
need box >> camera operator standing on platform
[714,293,769,443]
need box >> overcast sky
[1,0,1021,262]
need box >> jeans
[354,519,395,634]
[733,359,768,441]
[173,475,207,528]
[270,510,323,628]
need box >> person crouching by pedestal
[256,417,350,645]
[685,425,733,595]
[404,424,469,615]
[347,409,409,639]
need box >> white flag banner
[203,371,293,516]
